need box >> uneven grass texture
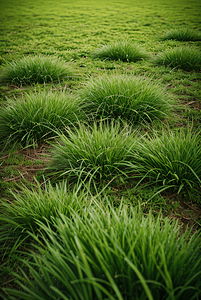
[79,74,171,123]
[48,122,137,182]
[4,206,201,300]
[0,90,84,147]
[161,28,201,41]
[155,46,201,71]
[91,40,149,62]
[0,56,75,86]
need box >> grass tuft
[161,28,201,41]
[48,121,137,183]
[155,46,201,71]
[0,180,92,268]
[4,205,201,300]
[0,55,76,86]
[131,128,201,197]
[91,40,150,62]
[0,90,84,147]
[79,74,172,124]
[0,180,91,234]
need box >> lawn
[0,0,201,299]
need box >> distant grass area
[0,0,201,298]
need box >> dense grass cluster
[0,56,75,86]
[48,121,137,182]
[132,128,201,195]
[161,28,201,41]
[0,90,84,147]
[155,46,201,71]
[48,124,201,199]
[91,40,149,62]
[79,74,171,123]
[3,204,201,300]
[0,181,91,260]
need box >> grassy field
[0,0,201,299]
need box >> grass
[91,40,150,62]
[0,0,201,297]
[3,204,201,300]
[0,90,84,147]
[48,121,137,183]
[79,74,172,124]
[0,55,76,86]
[131,128,201,198]
[161,28,201,41]
[155,46,201,71]
[0,180,91,244]
[0,180,93,290]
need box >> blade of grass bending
[174,271,201,299]
[159,246,174,292]
[174,161,201,185]
[124,257,154,300]
[74,236,101,300]
[142,185,176,204]
[3,288,43,300]
[72,278,118,300]
[91,246,124,300]
[49,286,71,300]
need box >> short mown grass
[91,40,150,62]
[3,204,201,300]
[0,55,76,86]
[0,90,84,147]
[155,46,201,71]
[79,74,172,124]
[161,28,201,41]
[48,121,137,183]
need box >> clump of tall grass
[131,128,201,197]
[48,121,137,182]
[0,90,84,147]
[91,40,150,62]
[155,46,201,71]
[0,180,91,264]
[0,55,76,85]
[4,204,201,300]
[79,74,171,124]
[161,28,201,41]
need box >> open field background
[0,0,201,299]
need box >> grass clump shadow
[79,73,172,124]
[48,121,138,183]
[161,28,201,41]
[0,90,85,148]
[0,55,77,86]
[131,127,201,199]
[155,46,201,71]
[3,204,201,300]
[91,40,150,62]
